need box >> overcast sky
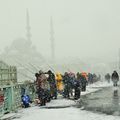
[0,0,120,63]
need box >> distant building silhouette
[26,9,32,46]
[50,17,55,61]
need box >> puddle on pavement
[78,87,120,116]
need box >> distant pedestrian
[74,73,81,100]
[111,71,119,87]
[80,73,87,92]
[63,72,71,98]
[105,73,111,83]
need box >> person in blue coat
[22,95,30,108]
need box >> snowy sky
[0,0,120,63]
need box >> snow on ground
[88,80,113,88]
[14,106,120,120]
[81,80,113,96]
[2,80,119,120]
[46,98,75,108]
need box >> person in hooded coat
[105,73,111,83]
[46,70,57,99]
[22,95,30,108]
[80,73,87,91]
[111,71,119,87]
[35,71,50,106]
[88,73,93,84]
[56,73,63,93]
[74,73,81,100]
[63,72,71,98]
[37,87,47,106]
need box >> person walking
[111,71,119,87]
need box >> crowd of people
[105,70,119,87]
[34,70,101,106]
[21,70,120,107]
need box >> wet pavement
[78,86,120,116]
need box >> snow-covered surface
[81,81,113,96]
[88,80,113,88]
[0,113,16,120]
[14,107,120,120]
[2,80,120,120]
[46,98,75,108]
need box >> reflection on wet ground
[78,87,120,116]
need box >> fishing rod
[45,63,56,73]
[10,46,38,73]
[13,48,42,73]
[1,50,35,75]
[28,63,39,71]
[18,71,35,81]
[14,58,35,74]
[38,54,56,73]
[15,55,36,73]
[11,45,56,73]
[26,63,38,71]
[13,46,54,73]
[63,64,71,73]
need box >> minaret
[50,17,55,61]
[119,48,120,71]
[26,9,32,45]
